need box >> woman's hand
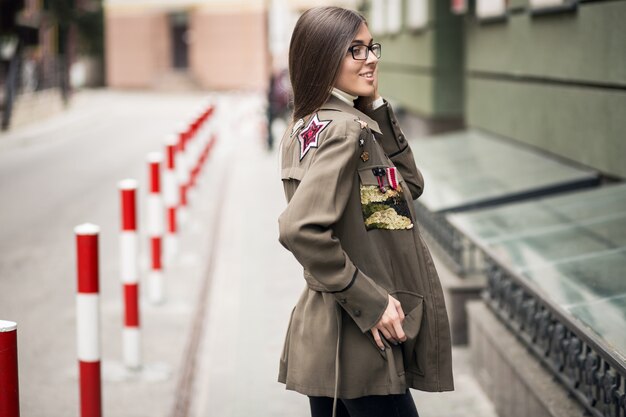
[371,294,406,350]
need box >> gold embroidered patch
[360,185,413,230]
[360,151,369,162]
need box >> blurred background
[1,1,624,417]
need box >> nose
[366,50,379,65]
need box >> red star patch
[298,114,330,160]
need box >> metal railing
[414,200,484,276]
[484,257,626,417]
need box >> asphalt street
[0,90,496,417]
[0,90,221,416]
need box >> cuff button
[354,309,362,317]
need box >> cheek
[347,62,361,77]
[338,62,361,85]
[339,61,355,79]
[335,60,370,95]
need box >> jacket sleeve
[363,100,425,200]
[278,121,389,333]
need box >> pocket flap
[357,167,380,185]
[393,291,424,340]
[393,290,425,376]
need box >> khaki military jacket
[278,95,454,398]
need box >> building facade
[104,0,270,91]
[367,0,625,179]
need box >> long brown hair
[289,7,365,120]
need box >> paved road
[0,90,217,416]
[0,90,497,417]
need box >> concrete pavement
[0,89,497,417]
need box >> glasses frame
[347,43,382,61]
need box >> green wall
[368,0,626,178]
[465,0,626,178]
[466,1,626,85]
[467,77,626,177]
[372,0,464,118]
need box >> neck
[331,88,357,107]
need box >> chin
[349,84,373,97]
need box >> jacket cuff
[332,270,388,333]
[364,100,407,156]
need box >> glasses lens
[371,44,381,59]
[352,45,367,60]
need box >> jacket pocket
[358,166,414,231]
[392,290,425,376]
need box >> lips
[359,72,374,79]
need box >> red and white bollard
[118,179,142,369]
[190,111,205,189]
[187,112,202,190]
[176,127,190,225]
[163,136,179,265]
[207,134,217,165]
[186,119,197,189]
[75,223,102,417]
[184,119,197,200]
[147,153,165,304]
[0,320,19,417]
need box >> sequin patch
[360,185,413,230]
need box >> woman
[278,7,454,417]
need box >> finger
[371,328,385,350]
[394,300,405,321]
[392,320,407,342]
[381,322,398,342]
[378,325,396,343]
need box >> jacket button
[392,120,397,126]
[340,298,347,304]
[354,309,361,317]
[398,134,405,142]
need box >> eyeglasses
[347,43,382,61]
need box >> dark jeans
[309,391,419,417]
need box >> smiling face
[334,23,378,97]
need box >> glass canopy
[448,184,626,357]
[409,130,598,212]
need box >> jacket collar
[319,95,382,134]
